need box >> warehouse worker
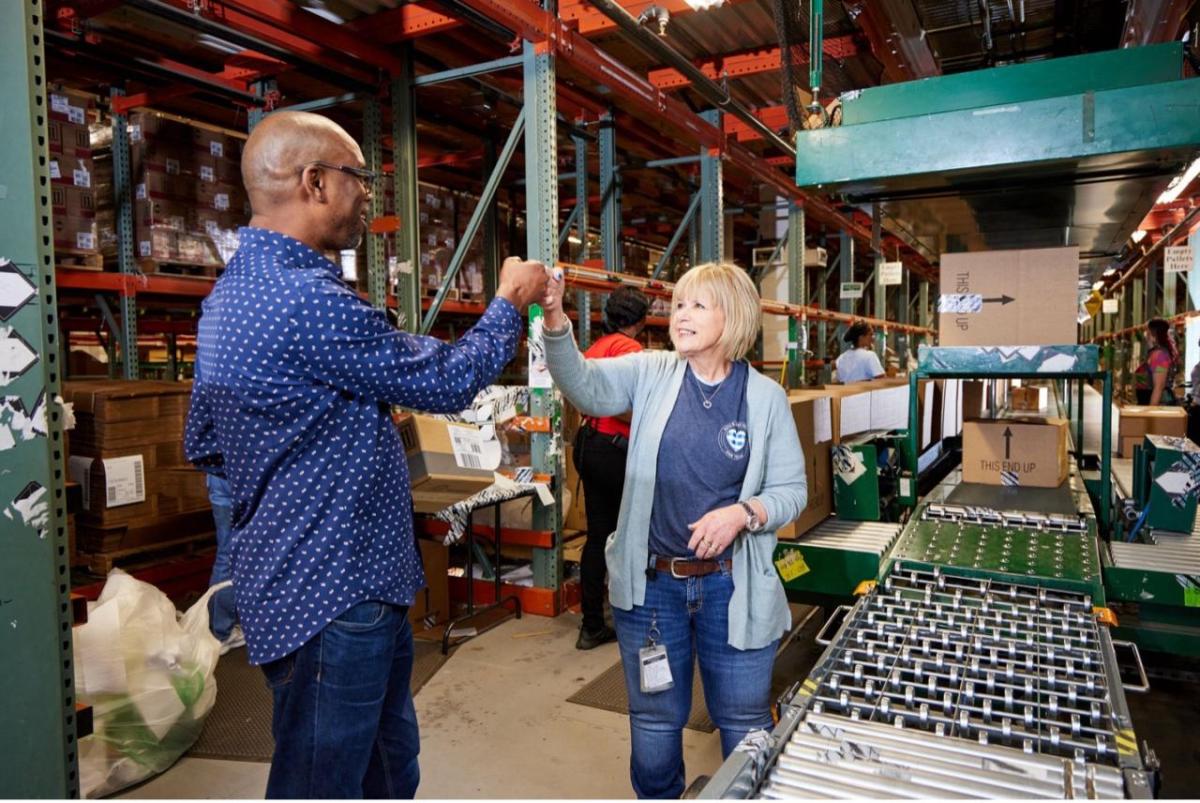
[574,286,650,650]
[183,110,548,800]
[540,262,807,799]
[835,321,885,383]
[1135,317,1179,405]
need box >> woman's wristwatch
[739,500,764,533]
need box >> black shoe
[576,625,617,650]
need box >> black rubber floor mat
[566,660,716,733]
[188,639,452,763]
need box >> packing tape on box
[937,293,983,314]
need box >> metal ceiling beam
[846,0,940,82]
[1121,0,1195,47]
[647,37,859,90]
[584,0,795,156]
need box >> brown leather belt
[654,556,731,579]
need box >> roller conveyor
[701,569,1152,799]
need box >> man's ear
[301,165,326,202]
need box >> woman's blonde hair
[671,262,762,361]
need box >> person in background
[184,110,548,799]
[540,262,807,799]
[1135,317,1179,405]
[834,321,885,383]
[204,473,242,654]
[574,286,650,650]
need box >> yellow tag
[775,549,810,582]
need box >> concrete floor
[117,611,723,799]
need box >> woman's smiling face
[670,290,726,360]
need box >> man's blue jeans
[260,601,421,799]
[206,473,238,640]
[612,568,777,799]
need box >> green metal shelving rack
[1,1,81,796]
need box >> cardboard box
[1118,406,1187,439]
[821,377,911,444]
[400,414,497,514]
[48,120,92,158]
[50,153,95,189]
[410,538,450,629]
[52,185,96,218]
[48,88,95,125]
[962,381,987,421]
[778,390,833,539]
[1121,436,1144,458]
[1011,386,1048,412]
[53,215,98,252]
[962,417,1069,489]
[939,247,1079,347]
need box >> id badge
[638,644,674,694]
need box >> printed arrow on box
[982,295,1015,305]
[0,260,36,322]
[1002,426,1013,460]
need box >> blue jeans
[206,473,238,640]
[260,601,421,799]
[612,568,777,799]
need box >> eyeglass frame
[297,160,380,187]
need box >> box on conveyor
[777,390,834,540]
[1117,405,1187,457]
[962,417,1069,489]
[938,246,1079,347]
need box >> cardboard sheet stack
[63,380,210,561]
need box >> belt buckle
[669,558,689,579]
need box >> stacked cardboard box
[962,417,1069,489]
[127,112,247,268]
[63,380,211,555]
[778,389,834,539]
[48,87,100,260]
[1117,406,1187,457]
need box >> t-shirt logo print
[719,422,750,460]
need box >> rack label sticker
[136,183,147,201]
[139,241,152,258]
[0,327,38,387]
[0,260,37,322]
[938,293,983,314]
[899,477,913,498]
[67,106,86,125]
[165,158,180,175]
[1184,587,1200,608]
[75,232,95,250]
[1102,298,1118,314]
[204,220,220,236]
[73,168,90,188]
[214,193,230,211]
[51,94,70,114]
[129,123,142,143]
[49,160,61,180]
[210,141,224,158]
[840,281,864,300]
[200,165,215,183]
[775,549,810,582]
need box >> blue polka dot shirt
[184,227,522,665]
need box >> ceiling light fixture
[684,0,726,9]
[1156,156,1200,205]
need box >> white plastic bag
[73,570,226,798]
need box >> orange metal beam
[648,37,859,90]
[723,104,789,142]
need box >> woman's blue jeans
[612,567,777,799]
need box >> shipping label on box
[939,247,1079,347]
[962,417,1069,489]
[68,455,147,509]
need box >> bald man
[184,111,548,798]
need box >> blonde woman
[541,262,807,799]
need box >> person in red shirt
[574,286,650,649]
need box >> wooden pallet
[79,530,215,575]
[56,248,104,270]
[137,258,219,279]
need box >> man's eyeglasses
[299,161,380,187]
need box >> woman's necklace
[693,369,726,409]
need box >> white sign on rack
[840,281,864,300]
[879,261,903,286]
[1165,245,1193,274]
[1102,298,1119,314]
